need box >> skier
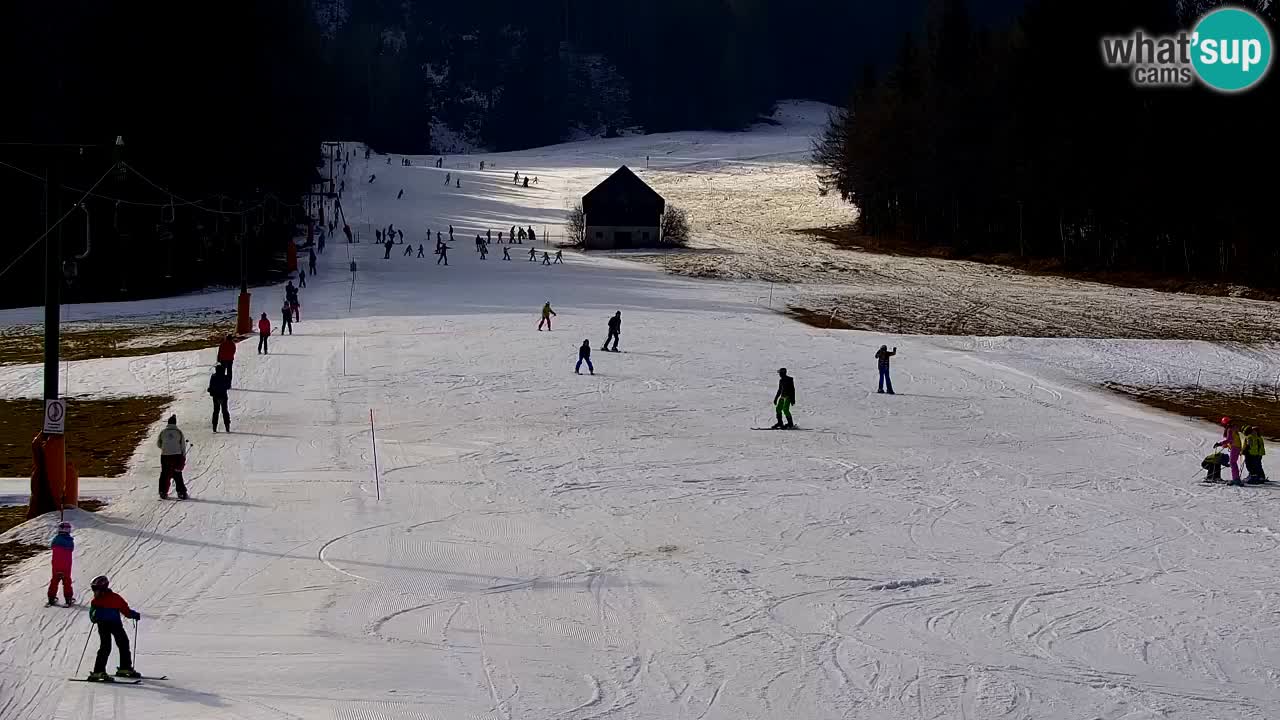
[456,178,460,189]
[86,576,141,682]
[209,365,231,433]
[445,173,451,185]
[539,302,556,331]
[502,246,511,261]
[772,368,796,429]
[528,247,537,261]
[576,340,594,375]
[480,243,488,260]
[475,235,483,253]
[523,177,530,188]
[383,238,394,259]
[308,248,317,275]
[514,171,520,184]
[1243,425,1267,483]
[257,313,271,354]
[480,160,485,170]
[299,267,307,288]
[449,225,454,240]
[541,251,552,266]
[417,244,425,259]
[534,176,539,185]
[487,228,492,243]
[554,249,563,264]
[1202,446,1228,482]
[498,231,504,244]
[437,241,449,266]
[404,243,414,257]
[281,299,293,335]
[602,311,621,352]
[875,345,897,394]
[528,226,536,243]
[376,229,382,244]
[216,334,237,385]
[511,225,518,242]
[47,520,74,606]
[157,415,188,500]
[286,283,301,321]
[1215,417,1244,486]
[398,229,404,243]
[369,174,376,183]
[397,189,404,199]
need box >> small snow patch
[866,577,944,591]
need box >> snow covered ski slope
[2,106,1280,719]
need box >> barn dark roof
[582,166,665,211]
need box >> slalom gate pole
[370,409,380,500]
[74,623,93,677]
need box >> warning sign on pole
[44,399,66,434]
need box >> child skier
[539,302,557,331]
[1201,447,1229,482]
[1244,425,1267,483]
[576,340,594,375]
[772,368,796,429]
[502,246,511,261]
[541,251,551,266]
[87,575,142,682]
[1215,417,1244,486]
[48,521,74,606]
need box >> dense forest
[815,0,1280,287]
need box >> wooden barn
[582,166,665,249]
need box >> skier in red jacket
[257,313,271,354]
[87,575,142,682]
[216,335,237,384]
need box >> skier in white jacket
[156,415,188,500]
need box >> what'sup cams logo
[1101,7,1273,92]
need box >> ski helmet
[90,575,110,591]
[57,521,72,533]
[1221,416,1232,426]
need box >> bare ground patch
[0,311,237,365]
[1105,383,1280,439]
[0,397,173,477]
[0,499,106,580]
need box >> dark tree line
[0,1,329,308]
[816,0,1280,286]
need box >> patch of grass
[0,318,236,366]
[803,225,1280,302]
[785,306,855,330]
[0,397,173,477]
[0,499,105,579]
[1105,383,1280,439]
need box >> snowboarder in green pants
[772,368,795,429]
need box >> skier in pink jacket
[1216,417,1244,487]
[48,521,74,606]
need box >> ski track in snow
[1,102,1279,719]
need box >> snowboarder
[528,247,537,261]
[157,415,188,499]
[541,251,551,266]
[772,368,796,429]
[602,311,621,352]
[48,521,74,606]
[299,268,307,288]
[576,340,594,375]
[209,366,231,433]
[502,246,511,261]
[1215,417,1244,486]
[216,334,236,385]
[86,575,141,682]
[417,244,425,258]
[257,313,271,354]
[875,345,897,394]
[281,300,293,335]
[554,249,563,264]
[539,302,556,331]
[1244,425,1267,483]
[308,248,317,275]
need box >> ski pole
[132,619,139,661]
[74,622,94,677]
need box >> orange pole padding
[63,461,79,509]
[236,291,253,335]
[42,434,65,515]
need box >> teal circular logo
[1191,8,1273,92]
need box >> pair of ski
[68,675,167,685]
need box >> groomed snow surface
[2,103,1279,720]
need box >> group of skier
[1203,417,1268,485]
